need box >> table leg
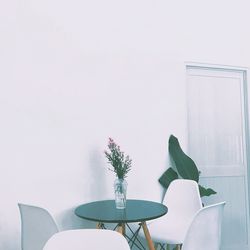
[116,223,125,235]
[176,244,181,250]
[96,222,103,229]
[141,221,155,250]
[122,223,126,235]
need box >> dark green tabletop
[75,199,168,223]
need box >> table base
[96,222,155,250]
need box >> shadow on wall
[58,207,96,230]
[57,148,108,231]
[87,148,108,200]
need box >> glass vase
[114,178,127,209]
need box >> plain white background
[1,0,250,249]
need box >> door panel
[186,65,249,250]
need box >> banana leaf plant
[159,134,216,197]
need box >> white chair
[43,229,131,250]
[182,202,226,250]
[18,203,59,250]
[145,179,202,249]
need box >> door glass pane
[187,68,244,167]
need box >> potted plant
[104,138,132,209]
[159,134,216,197]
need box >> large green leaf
[199,185,217,197]
[169,135,199,182]
[158,167,178,189]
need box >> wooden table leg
[176,244,181,250]
[96,222,103,229]
[141,221,155,250]
[122,223,126,235]
[116,223,125,235]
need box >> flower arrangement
[104,138,132,179]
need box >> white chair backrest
[182,202,226,250]
[43,229,131,250]
[18,203,59,250]
[163,179,202,219]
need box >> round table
[75,199,168,250]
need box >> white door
[186,65,250,250]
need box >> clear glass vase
[114,178,127,209]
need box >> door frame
[185,62,250,249]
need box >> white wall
[0,0,250,249]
